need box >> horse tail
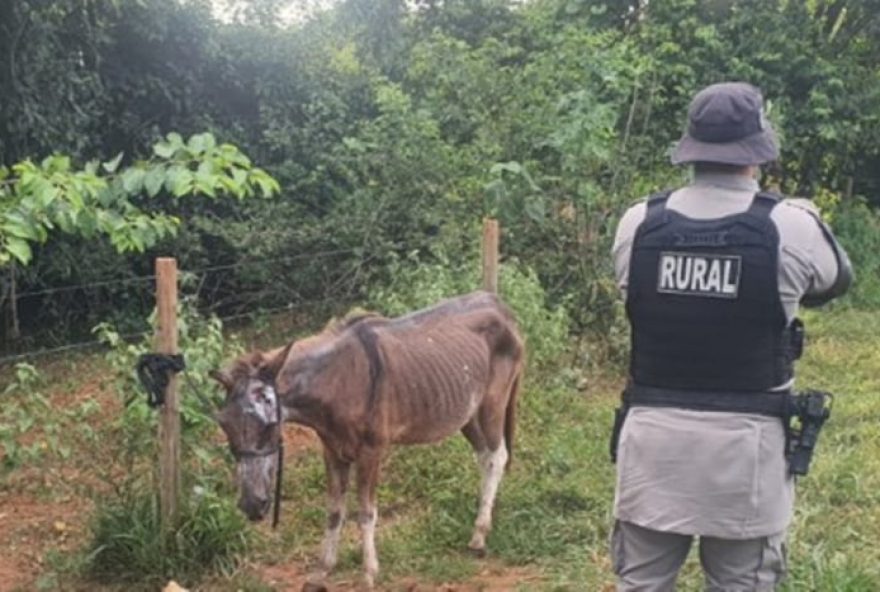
[503,363,522,469]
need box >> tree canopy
[2,0,879,348]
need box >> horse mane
[228,351,265,378]
[324,309,386,335]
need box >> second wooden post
[155,257,181,530]
[482,218,499,293]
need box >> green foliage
[0,363,50,469]
[367,251,570,372]
[0,362,99,472]
[4,0,879,351]
[825,197,880,308]
[93,293,235,458]
[0,132,278,266]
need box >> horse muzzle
[239,495,271,521]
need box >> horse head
[210,343,292,522]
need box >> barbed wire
[0,328,151,367]
[179,246,361,275]
[16,275,158,299]
[0,294,363,367]
[12,242,416,301]
[217,295,361,325]
[0,236,488,367]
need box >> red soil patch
[255,562,543,592]
[0,494,91,592]
[284,424,320,455]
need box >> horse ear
[209,369,234,392]
[258,341,294,383]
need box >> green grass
[261,306,880,590]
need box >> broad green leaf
[343,137,368,152]
[41,155,71,174]
[121,168,145,194]
[196,160,214,177]
[1,130,266,266]
[2,219,40,241]
[102,152,124,174]
[153,141,176,159]
[188,132,216,155]
[5,238,32,265]
[524,195,546,223]
[194,177,217,197]
[167,167,194,197]
[232,168,248,189]
[167,132,185,150]
[144,167,165,197]
[187,134,207,155]
[35,180,58,208]
[84,160,99,175]
[250,169,280,198]
[256,177,274,198]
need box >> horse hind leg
[465,357,520,555]
[469,441,508,555]
[462,408,509,556]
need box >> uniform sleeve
[774,199,853,308]
[611,201,648,295]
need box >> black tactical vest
[626,191,796,391]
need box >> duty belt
[610,383,832,476]
[622,384,792,417]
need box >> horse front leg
[356,447,382,588]
[319,447,351,575]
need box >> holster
[786,389,832,476]
[788,317,805,361]
[609,403,629,464]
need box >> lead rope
[272,390,284,529]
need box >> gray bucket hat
[671,82,779,166]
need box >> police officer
[610,82,853,590]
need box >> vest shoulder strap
[643,189,674,224]
[746,190,782,218]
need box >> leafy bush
[0,362,98,472]
[829,197,880,308]
[367,249,570,373]
[83,296,251,587]
[93,292,234,460]
[0,363,51,470]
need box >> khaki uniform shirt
[611,171,843,538]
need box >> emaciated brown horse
[211,291,525,587]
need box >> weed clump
[85,485,251,588]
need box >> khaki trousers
[611,520,787,591]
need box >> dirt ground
[252,563,542,592]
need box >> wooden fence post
[482,218,499,293]
[155,258,180,530]
[7,264,20,341]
